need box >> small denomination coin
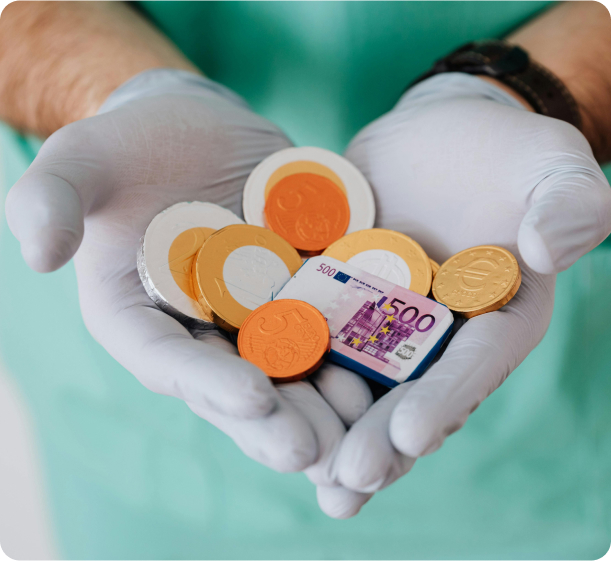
[137,202,244,329]
[243,146,375,234]
[192,224,302,332]
[321,228,432,296]
[432,245,521,318]
[238,299,330,383]
[264,172,350,254]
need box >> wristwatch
[410,40,582,130]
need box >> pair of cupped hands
[6,69,611,518]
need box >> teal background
[1,2,610,559]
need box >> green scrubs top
[1,2,610,559]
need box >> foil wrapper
[137,201,244,331]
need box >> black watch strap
[411,40,582,130]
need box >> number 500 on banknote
[275,256,454,387]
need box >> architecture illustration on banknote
[336,298,414,363]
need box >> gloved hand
[4,69,374,495]
[317,73,611,515]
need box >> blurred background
[1,2,611,559]
[0,360,58,559]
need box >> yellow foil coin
[264,161,347,198]
[432,245,521,318]
[322,228,432,296]
[430,259,440,279]
[168,227,216,300]
[192,224,303,332]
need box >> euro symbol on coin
[458,257,497,290]
[432,246,521,318]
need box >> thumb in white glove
[4,69,372,483]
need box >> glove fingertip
[336,437,392,493]
[268,444,319,473]
[517,220,556,275]
[316,486,372,519]
[211,368,278,419]
[219,388,278,420]
[20,226,83,273]
[311,366,373,427]
[255,417,319,473]
[389,402,443,458]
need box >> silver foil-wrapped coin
[137,202,244,330]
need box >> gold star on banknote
[387,315,396,323]
[382,303,392,311]
[381,326,390,334]
[368,335,378,343]
[351,338,362,346]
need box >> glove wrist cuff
[97,68,249,115]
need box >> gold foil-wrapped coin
[192,224,302,332]
[321,228,432,296]
[430,259,440,279]
[432,245,521,318]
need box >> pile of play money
[138,147,521,387]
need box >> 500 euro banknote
[276,256,454,387]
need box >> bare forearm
[509,1,611,162]
[0,1,199,137]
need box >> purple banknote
[275,256,454,387]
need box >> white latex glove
[317,73,611,515]
[4,69,373,494]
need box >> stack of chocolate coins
[138,146,521,387]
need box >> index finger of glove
[277,380,346,487]
[333,382,417,493]
[188,393,318,473]
[389,268,555,458]
[310,362,373,427]
[80,271,278,419]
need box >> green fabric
[1,2,610,559]
[139,1,552,154]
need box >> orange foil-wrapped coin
[264,173,350,254]
[238,299,330,383]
